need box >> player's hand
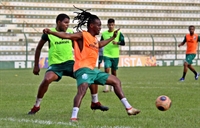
[112,28,120,38]
[112,41,118,45]
[33,66,40,75]
[178,44,181,47]
[43,28,51,34]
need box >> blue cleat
[195,73,199,80]
[179,78,185,81]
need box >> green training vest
[102,30,120,58]
[48,28,74,65]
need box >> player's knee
[77,83,88,95]
[43,77,52,84]
[112,78,121,87]
[184,62,188,66]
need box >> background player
[178,25,200,81]
[101,18,125,92]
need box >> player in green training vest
[28,14,108,115]
[101,18,125,92]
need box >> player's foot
[70,118,78,122]
[28,105,40,114]
[90,102,109,111]
[194,73,200,80]
[179,77,184,81]
[126,107,141,115]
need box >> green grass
[0,66,200,128]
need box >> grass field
[0,66,200,128]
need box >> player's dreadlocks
[73,5,100,32]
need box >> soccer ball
[155,95,171,111]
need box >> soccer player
[101,18,125,92]
[178,25,200,81]
[43,7,140,122]
[28,13,108,114]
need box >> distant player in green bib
[101,18,125,92]
[28,14,108,115]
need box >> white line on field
[0,117,132,128]
[0,117,77,127]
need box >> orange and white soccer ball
[155,95,171,111]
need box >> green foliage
[0,66,200,128]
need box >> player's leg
[110,69,116,92]
[62,60,108,111]
[110,58,119,91]
[103,56,111,92]
[188,64,199,80]
[97,72,140,115]
[89,84,109,111]
[28,71,58,114]
[179,62,188,81]
[105,75,140,115]
[70,68,95,122]
[187,54,199,80]
[71,83,89,122]
[179,54,190,81]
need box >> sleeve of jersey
[118,32,125,46]
[41,34,49,41]
[198,36,200,42]
[182,36,186,43]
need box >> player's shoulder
[50,28,56,31]
[66,28,74,33]
[102,30,109,34]
[185,33,190,36]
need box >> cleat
[70,118,78,122]
[195,73,199,80]
[28,105,40,114]
[90,102,109,111]
[179,78,184,81]
[126,107,140,116]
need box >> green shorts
[98,55,104,64]
[103,56,119,70]
[46,60,75,81]
[185,54,196,65]
[74,67,109,86]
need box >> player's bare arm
[43,28,83,40]
[178,42,185,47]
[33,39,46,75]
[178,36,186,47]
[99,28,120,48]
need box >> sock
[35,98,42,107]
[121,98,132,109]
[71,107,79,119]
[92,94,98,103]
[104,85,109,90]
[182,72,186,78]
[192,70,197,76]
[110,86,114,91]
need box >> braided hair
[73,5,100,32]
